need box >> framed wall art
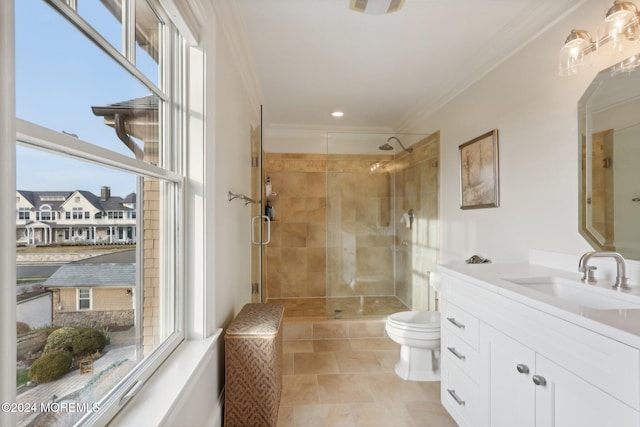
[459,129,500,209]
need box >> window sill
[110,328,223,426]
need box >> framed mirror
[578,56,640,260]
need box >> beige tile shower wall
[394,134,440,310]
[264,154,328,299]
[264,134,439,306]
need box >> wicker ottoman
[224,303,284,427]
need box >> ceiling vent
[350,0,405,15]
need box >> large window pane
[16,0,162,165]
[76,0,123,53]
[15,146,178,426]
[135,0,161,86]
[14,0,183,423]
[73,0,161,86]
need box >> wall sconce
[559,0,640,76]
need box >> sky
[15,0,158,198]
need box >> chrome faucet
[578,251,630,290]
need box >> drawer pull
[447,346,466,360]
[516,364,529,374]
[447,388,466,406]
[446,317,466,329]
[532,375,547,386]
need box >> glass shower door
[250,106,265,302]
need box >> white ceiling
[235,0,583,131]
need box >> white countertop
[438,262,640,349]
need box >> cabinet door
[481,324,535,427]
[535,355,640,427]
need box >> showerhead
[380,136,413,153]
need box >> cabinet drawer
[441,359,479,427]
[442,327,479,380]
[441,299,479,350]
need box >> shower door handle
[251,215,271,245]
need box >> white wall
[410,0,634,264]
[210,21,256,331]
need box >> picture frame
[459,129,500,209]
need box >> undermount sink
[504,276,640,310]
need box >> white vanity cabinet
[534,354,639,426]
[480,324,639,426]
[480,324,535,427]
[440,300,481,426]
[439,266,640,427]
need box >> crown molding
[264,123,401,154]
[211,0,263,125]
[266,123,395,134]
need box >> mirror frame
[578,57,640,260]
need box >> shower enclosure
[258,130,440,319]
[326,132,440,312]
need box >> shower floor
[265,296,410,321]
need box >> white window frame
[17,207,30,220]
[9,0,188,424]
[108,211,124,219]
[1,1,18,424]
[37,206,53,221]
[77,288,92,311]
[72,206,83,219]
[16,116,186,427]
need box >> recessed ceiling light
[332,111,344,117]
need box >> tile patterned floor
[277,318,457,427]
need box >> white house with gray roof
[16,186,136,246]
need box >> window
[13,1,185,425]
[36,207,54,221]
[75,196,80,203]
[73,207,83,219]
[17,208,30,220]
[77,288,91,310]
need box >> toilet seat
[387,311,440,331]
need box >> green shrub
[16,369,29,387]
[100,327,111,345]
[43,327,82,353]
[28,351,72,383]
[72,329,107,356]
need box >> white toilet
[385,310,441,381]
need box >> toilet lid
[388,311,440,328]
